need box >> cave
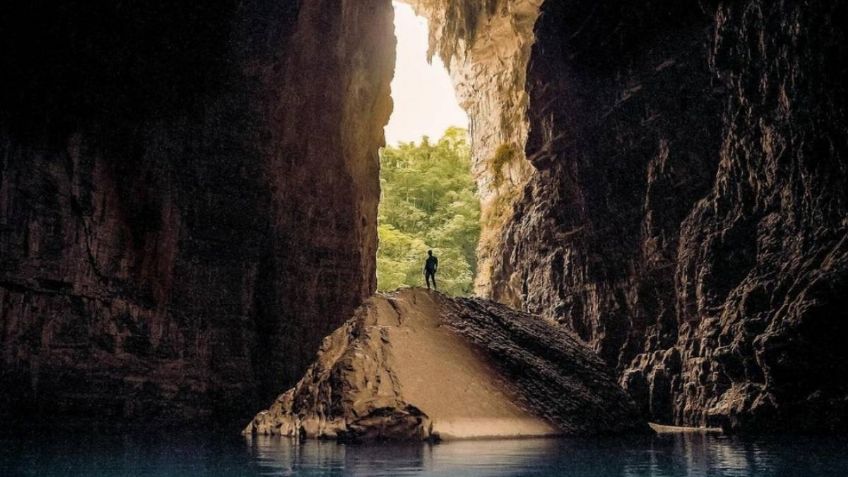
[1,0,847,438]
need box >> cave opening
[376,1,480,296]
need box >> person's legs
[425,272,431,289]
[431,273,437,290]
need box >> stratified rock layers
[244,288,649,440]
[0,0,393,426]
[473,1,847,432]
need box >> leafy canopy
[377,127,480,295]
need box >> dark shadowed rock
[468,0,848,432]
[0,0,393,428]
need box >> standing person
[424,250,438,290]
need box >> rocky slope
[244,288,649,440]
[429,0,848,432]
[0,0,393,427]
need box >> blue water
[2,432,847,476]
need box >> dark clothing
[424,255,438,290]
[425,256,438,273]
[425,270,437,290]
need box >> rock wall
[0,0,393,428]
[480,0,848,432]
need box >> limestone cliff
[243,288,649,440]
[0,0,393,427]
[463,0,848,432]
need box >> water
[2,432,847,476]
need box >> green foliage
[490,143,517,188]
[483,185,520,229]
[377,127,480,295]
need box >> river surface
[2,431,847,476]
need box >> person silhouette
[424,250,438,290]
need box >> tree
[377,127,480,295]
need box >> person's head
[428,250,433,256]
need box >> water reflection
[2,431,848,476]
[246,432,848,477]
[247,436,559,476]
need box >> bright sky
[384,2,468,145]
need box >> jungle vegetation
[377,127,480,295]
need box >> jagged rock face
[244,288,649,440]
[478,0,848,432]
[665,0,848,432]
[0,0,393,427]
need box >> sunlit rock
[243,288,649,440]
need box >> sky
[384,2,469,146]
